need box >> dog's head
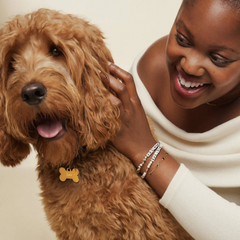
[0,9,119,167]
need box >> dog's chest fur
[37,145,191,240]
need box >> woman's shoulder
[137,36,169,103]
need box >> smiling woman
[167,0,240,110]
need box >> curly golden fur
[0,9,192,240]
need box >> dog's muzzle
[21,82,47,106]
[20,82,66,140]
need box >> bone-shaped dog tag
[59,167,79,183]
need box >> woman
[102,0,240,239]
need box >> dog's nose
[21,82,47,105]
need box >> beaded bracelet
[136,142,160,174]
[141,144,162,179]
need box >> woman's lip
[174,71,209,97]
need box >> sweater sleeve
[159,164,240,240]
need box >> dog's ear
[0,130,31,167]
[0,59,31,167]
[78,55,120,151]
[79,83,120,150]
[77,22,120,150]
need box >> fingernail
[108,61,113,66]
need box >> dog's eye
[50,46,62,57]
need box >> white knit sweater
[130,51,240,240]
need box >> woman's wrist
[129,136,158,167]
[135,142,180,197]
[146,150,180,197]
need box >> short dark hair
[182,0,197,6]
[221,0,240,9]
[183,0,240,9]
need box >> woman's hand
[101,63,157,166]
[101,63,180,197]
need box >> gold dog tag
[59,167,79,183]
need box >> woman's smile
[174,69,209,97]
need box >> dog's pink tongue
[37,120,62,138]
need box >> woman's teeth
[179,74,203,88]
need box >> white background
[0,1,181,239]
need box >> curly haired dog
[0,9,192,240]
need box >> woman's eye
[210,54,232,67]
[50,46,62,57]
[175,33,191,47]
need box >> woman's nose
[180,53,205,76]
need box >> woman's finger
[108,93,129,121]
[108,63,138,99]
[100,70,132,111]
